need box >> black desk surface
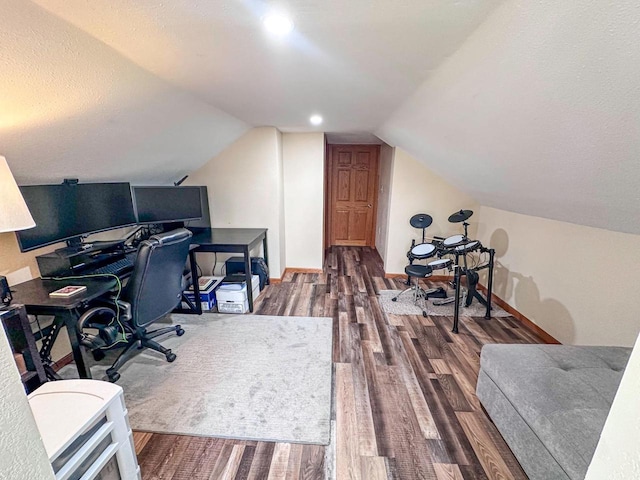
[11,277,118,311]
[189,228,267,247]
[11,228,266,312]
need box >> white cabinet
[29,380,141,480]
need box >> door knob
[367,204,372,208]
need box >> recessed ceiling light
[263,14,294,36]
[310,115,323,126]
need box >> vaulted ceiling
[2,0,639,234]
[377,1,640,235]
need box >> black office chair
[77,228,193,382]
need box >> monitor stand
[160,222,185,232]
[127,222,186,248]
[66,236,91,252]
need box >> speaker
[224,257,269,289]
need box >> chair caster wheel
[422,311,428,318]
[106,369,120,383]
[92,350,105,361]
[392,297,398,302]
[166,352,177,362]
[176,327,185,336]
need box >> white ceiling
[30,0,502,133]
[325,132,383,145]
[3,0,639,235]
[1,0,248,185]
[377,0,640,235]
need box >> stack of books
[49,285,87,298]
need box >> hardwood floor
[134,247,544,479]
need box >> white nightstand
[29,380,141,480]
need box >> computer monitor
[184,186,211,229]
[16,182,137,252]
[132,186,203,224]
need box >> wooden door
[326,145,379,246]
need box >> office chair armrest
[100,295,133,322]
[114,299,132,321]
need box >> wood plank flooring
[134,247,544,479]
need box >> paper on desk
[5,267,32,286]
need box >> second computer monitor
[133,186,203,224]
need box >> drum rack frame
[451,244,495,334]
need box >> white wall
[282,133,325,270]
[186,127,286,277]
[384,148,478,274]
[375,144,394,263]
[0,327,55,479]
[585,333,640,479]
[276,132,286,277]
[475,206,640,346]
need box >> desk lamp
[0,156,35,308]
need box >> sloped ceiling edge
[1,0,249,185]
[377,0,640,235]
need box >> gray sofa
[476,344,631,480]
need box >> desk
[1,304,47,392]
[10,276,118,379]
[189,228,268,314]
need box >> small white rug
[378,289,511,317]
[61,313,333,445]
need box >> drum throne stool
[392,263,436,317]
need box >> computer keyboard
[90,257,134,276]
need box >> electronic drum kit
[397,209,496,334]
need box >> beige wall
[186,127,286,277]
[275,131,286,277]
[375,144,394,263]
[586,332,640,479]
[0,326,55,479]
[0,232,56,283]
[475,206,640,346]
[282,133,325,270]
[384,148,478,274]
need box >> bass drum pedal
[426,287,448,299]
[433,289,467,306]
[433,296,455,306]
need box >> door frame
[324,144,380,249]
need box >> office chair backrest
[122,228,193,328]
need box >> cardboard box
[183,276,223,311]
[217,275,260,314]
[217,299,250,314]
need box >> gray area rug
[378,289,511,317]
[60,313,333,444]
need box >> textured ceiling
[30,0,502,133]
[2,0,639,235]
[1,0,248,185]
[378,0,640,235]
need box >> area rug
[59,313,333,445]
[378,289,511,317]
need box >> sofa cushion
[480,345,631,480]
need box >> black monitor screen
[133,186,202,224]
[16,183,137,252]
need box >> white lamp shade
[0,156,35,233]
